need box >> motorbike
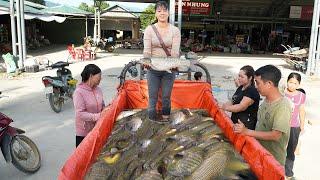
[41,61,77,113]
[0,112,41,173]
[97,37,116,52]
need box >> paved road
[0,50,319,180]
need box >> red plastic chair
[75,48,84,61]
[83,50,92,60]
[67,45,76,60]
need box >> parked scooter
[0,112,41,173]
[41,61,77,113]
[97,37,116,52]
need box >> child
[285,73,306,178]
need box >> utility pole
[307,0,320,76]
[10,0,26,70]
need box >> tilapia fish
[141,57,197,72]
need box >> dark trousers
[76,136,85,147]
[285,127,301,177]
[147,69,175,120]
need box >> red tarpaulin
[58,80,284,180]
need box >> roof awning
[0,7,66,23]
[0,9,7,15]
[41,5,91,17]
[24,14,66,23]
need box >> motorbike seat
[42,76,62,81]
[51,61,69,69]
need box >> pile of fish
[85,109,256,180]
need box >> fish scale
[188,150,229,180]
[136,170,163,180]
[85,161,112,180]
[168,151,203,177]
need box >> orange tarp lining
[58,80,284,180]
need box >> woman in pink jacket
[73,64,105,147]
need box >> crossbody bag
[151,24,171,57]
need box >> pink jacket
[73,82,105,136]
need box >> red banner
[301,6,313,20]
[175,0,211,15]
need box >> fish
[167,149,203,177]
[141,57,197,72]
[187,149,229,180]
[99,130,136,158]
[116,109,141,121]
[190,121,215,133]
[87,109,256,179]
[125,116,143,132]
[226,160,250,172]
[136,170,163,180]
[85,161,112,180]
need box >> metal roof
[0,0,45,14]
[41,5,91,16]
[100,4,138,18]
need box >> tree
[28,0,45,5]
[94,0,109,12]
[78,2,93,12]
[78,1,109,13]
[79,1,109,13]
[140,5,155,30]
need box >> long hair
[240,65,255,85]
[81,64,101,82]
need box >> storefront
[176,0,313,53]
[99,5,141,41]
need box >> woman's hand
[143,64,151,70]
[220,102,230,111]
[170,67,178,71]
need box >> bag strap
[151,24,171,57]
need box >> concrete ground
[0,47,319,180]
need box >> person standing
[234,65,291,166]
[73,64,105,147]
[284,73,306,178]
[221,65,260,130]
[143,1,181,122]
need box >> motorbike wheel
[49,92,63,113]
[10,135,41,173]
[106,45,115,52]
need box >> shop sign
[175,0,211,15]
[289,6,302,19]
[289,6,313,20]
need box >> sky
[46,0,152,11]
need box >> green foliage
[94,0,109,12]
[140,5,156,30]
[78,2,94,13]
[28,0,45,5]
[78,1,109,13]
